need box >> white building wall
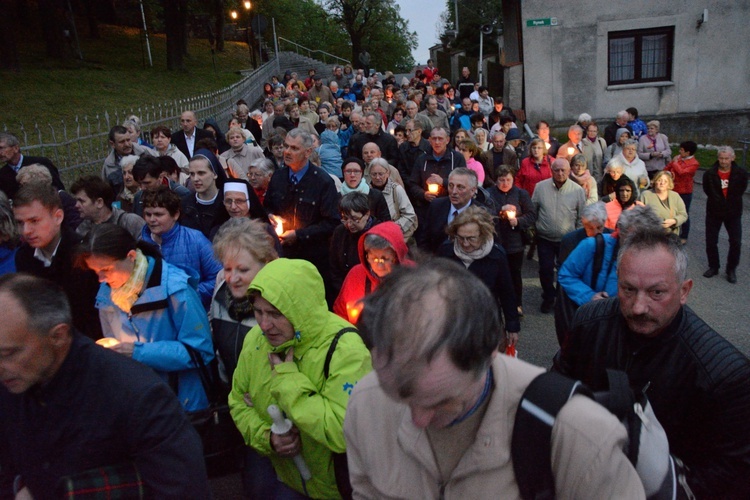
[520,1,750,125]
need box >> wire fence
[2,55,290,182]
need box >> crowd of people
[0,60,749,499]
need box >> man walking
[702,146,748,283]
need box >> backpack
[511,370,679,499]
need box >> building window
[608,27,674,85]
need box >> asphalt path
[519,169,750,368]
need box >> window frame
[608,26,675,85]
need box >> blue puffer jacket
[141,222,222,308]
[318,130,343,179]
[558,234,619,306]
[95,257,214,411]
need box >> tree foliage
[325,0,417,72]
[438,0,502,57]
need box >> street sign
[526,18,558,27]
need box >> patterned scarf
[110,249,148,314]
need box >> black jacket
[171,128,214,160]
[263,163,340,268]
[0,155,65,199]
[0,334,210,498]
[15,227,102,340]
[407,149,467,207]
[398,138,431,181]
[703,162,748,218]
[438,241,521,333]
[348,129,400,166]
[487,185,536,255]
[555,298,750,498]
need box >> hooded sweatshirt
[318,129,344,179]
[229,259,372,499]
[333,222,414,323]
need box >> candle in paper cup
[506,210,516,220]
[567,146,575,156]
[427,183,439,194]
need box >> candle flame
[96,337,121,348]
[567,146,575,156]
[427,183,439,194]
[506,210,516,219]
[347,302,363,323]
[270,215,284,236]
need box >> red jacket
[664,156,700,194]
[333,222,413,323]
[516,156,552,197]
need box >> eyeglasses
[369,171,387,178]
[455,235,480,244]
[341,213,366,224]
[343,169,362,176]
[223,198,249,207]
[247,172,265,179]
[367,254,395,265]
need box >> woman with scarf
[333,221,413,324]
[638,120,671,179]
[604,176,644,230]
[516,138,552,197]
[569,153,599,205]
[329,192,384,294]
[340,157,391,222]
[438,205,520,348]
[80,223,214,411]
[602,127,631,168]
[367,158,417,240]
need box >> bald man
[362,142,404,188]
[171,110,213,160]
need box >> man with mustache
[555,226,750,498]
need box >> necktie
[576,143,582,153]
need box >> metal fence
[2,56,287,181]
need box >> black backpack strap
[590,233,605,289]
[512,372,593,500]
[324,327,359,379]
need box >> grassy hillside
[1,24,251,129]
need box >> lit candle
[347,302,363,323]
[506,210,516,220]
[567,146,575,156]
[96,337,121,349]
[544,141,551,150]
[270,215,284,236]
[427,183,439,194]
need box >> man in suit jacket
[0,132,64,199]
[171,111,213,160]
[423,168,480,254]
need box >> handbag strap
[181,342,218,404]
[324,327,359,379]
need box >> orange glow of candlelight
[506,210,516,220]
[567,146,575,156]
[427,183,439,194]
[96,337,121,349]
[544,141,551,150]
[347,302,363,323]
[270,215,284,236]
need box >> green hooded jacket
[229,258,372,499]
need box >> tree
[164,0,188,70]
[438,0,502,57]
[38,0,73,60]
[0,0,21,70]
[325,0,417,72]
